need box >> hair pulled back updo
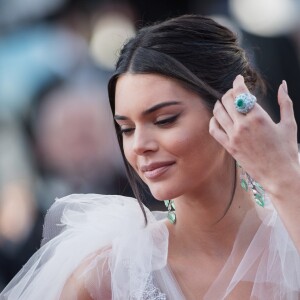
[108,15,264,222]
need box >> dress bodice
[1,194,300,299]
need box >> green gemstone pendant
[254,193,265,207]
[240,179,248,191]
[237,161,265,208]
[254,182,264,195]
[164,200,176,224]
[171,201,176,210]
[168,211,176,224]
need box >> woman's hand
[210,75,300,253]
[209,75,299,197]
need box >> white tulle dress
[0,193,300,299]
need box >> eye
[154,113,180,126]
[119,127,135,136]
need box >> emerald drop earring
[237,162,265,207]
[164,200,176,224]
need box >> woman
[1,15,300,299]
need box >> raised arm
[209,75,300,252]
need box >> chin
[148,185,181,201]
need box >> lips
[140,161,175,179]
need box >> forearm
[267,166,300,253]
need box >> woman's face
[115,73,224,200]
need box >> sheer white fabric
[0,193,300,299]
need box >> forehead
[115,73,202,114]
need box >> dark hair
[108,14,265,223]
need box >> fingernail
[282,80,288,94]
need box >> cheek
[169,134,190,152]
[171,127,218,166]
[123,140,136,168]
[166,128,205,157]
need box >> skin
[210,75,300,254]
[115,73,232,201]
[61,73,300,299]
[114,73,262,298]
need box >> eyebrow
[114,101,182,120]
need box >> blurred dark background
[0,0,299,289]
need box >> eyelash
[154,114,180,126]
[119,114,180,136]
[119,128,134,136]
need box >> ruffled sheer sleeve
[59,248,112,299]
[2,192,299,299]
[203,201,300,299]
[0,194,169,300]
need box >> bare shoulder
[60,247,112,300]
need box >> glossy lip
[140,161,175,180]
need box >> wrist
[264,165,300,202]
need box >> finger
[222,75,257,120]
[220,87,244,122]
[209,116,229,147]
[278,81,296,125]
[213,100,234,134]
[232,75,250,96]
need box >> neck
[167,159,256,258]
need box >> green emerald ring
[234,93,257,114]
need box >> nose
[132,127,158,155]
